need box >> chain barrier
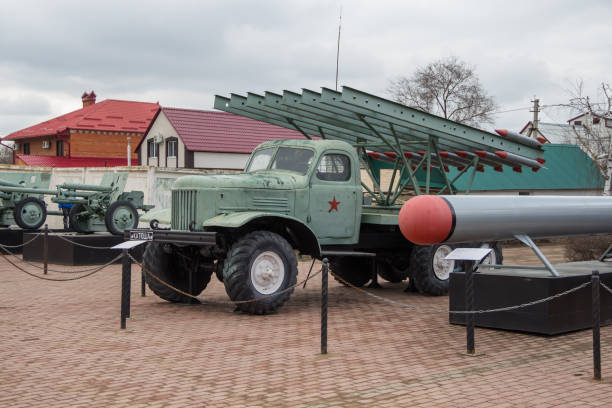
[0,248,122,281]
[0,232,43,248]
[601,281,612,296]
[54,234,116,250]
[330,271,593,315]
[128,253,323,305]
[0,243,117,274]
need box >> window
[271,147,314,174]
[593,118,600,125]
[574,120,582,126]
[148,140,158,158]
[246,147,275,172]
[56,140,64,157]
[316,154,350,181]
[166,139,177,158]
[246,147,315,174]
[23,143,30,155]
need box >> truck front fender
[203,212,320,257]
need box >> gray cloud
[1,0,610,135]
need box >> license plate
[130,230,154,241]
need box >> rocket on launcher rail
[398,195,612,245]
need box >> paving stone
[0,244,610,406]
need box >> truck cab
[243,139,362,245]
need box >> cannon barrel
[0,179,25,188]
[0,186,57,195]
[399,195,612,245]
[58,183,114,192]
[51,198,89,205]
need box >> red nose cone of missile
[399,196,453,245]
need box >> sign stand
[112,240,147,329]
[445,248,492,355]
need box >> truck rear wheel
[143,243,213,303]
[376,255,410,283]
[222,231,297,315]
[410,244,455,295]
[330,257,372,287]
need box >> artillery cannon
[0,172,153,235]
[0,172,55,230]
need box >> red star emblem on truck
[328,196,340,212]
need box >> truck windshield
[247,147,314,174]
[246,148,275,172]
[271,147,314,174]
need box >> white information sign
[111,240,147,250]
[444,248,492,262]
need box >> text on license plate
[130,231,153,241]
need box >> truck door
[308,152,360,240]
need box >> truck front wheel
[222,231,297,315]
[143,243,213,303]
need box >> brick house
[2,91,159,167]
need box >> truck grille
[172,190,197,230]
[250,197,290,213]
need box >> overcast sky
[1,0,610,137]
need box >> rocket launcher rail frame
[214,86,544,203]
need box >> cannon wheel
[69,204,92,234]
[105,200,139,236]
[14,197,47,230]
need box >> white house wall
[140,111,185,168]
[194,152,249,170]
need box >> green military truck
[132,87,543,314]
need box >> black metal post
[592,270,601,380]
[465,261,475,354]
[43,224,48,275]
[120,249,132,329]
[321,258,328,355]
[141,268,146,297]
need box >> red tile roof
[157,108,309,153]
[16,155,127,168]
[4,99,160,141]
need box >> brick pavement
[0,243,610,407]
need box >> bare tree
[0,142,14,165]
[566,80,612,195]
[387,56,497,127]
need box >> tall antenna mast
[335,7,342,91]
